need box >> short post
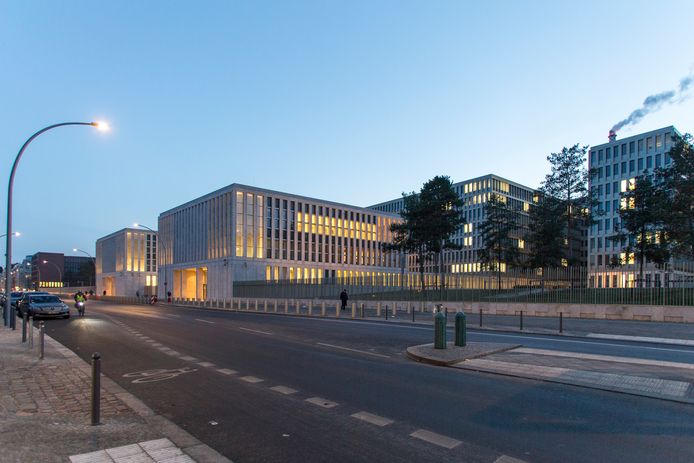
[455,311,467,347]
[376,302,381,317]
[520,310,523,330]
[28,316,34,348]
[321,301,326,317]
[308,300,313,316]
[91,352,101,426]
[335,303,340,318]
[385,305,388,320]
[351,302,356,319]
[284,300,288,314]
[559,311,563,333]
[361,304,364,318]
[434,312,446,349]
[39,321,45,360]
[479,308,482,327]
[412,305,415,322]
[22,312,27,343]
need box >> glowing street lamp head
[42,260,47,264]
[133,222,139,228]
[91,121,110,132]
[73,248,78,252]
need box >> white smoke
[611,71,694,133]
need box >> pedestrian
[136,290,139,298]
[340,289,348,311]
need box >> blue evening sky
[1,0,693,260]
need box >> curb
[44,334,233,463]
[406,343,521,366]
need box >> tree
[659,133,694,259]
[611,172,670,286]
[526,193,565,270]
[478,193,521,289]
[540,144,594,266]
[387,176,464,292]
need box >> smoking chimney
[608,130,617,143]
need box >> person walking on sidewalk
[340,289,348,311]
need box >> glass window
[647,156,652,168]
[629,141,635,154]
[637,158,643,170]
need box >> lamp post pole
[134,223,158,298]
[5,121,107,328]
[73,248,96,288]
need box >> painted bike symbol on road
[123,367,197,383]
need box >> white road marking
[217,369,237,375]
[317,342,390,358]
[306,397,338,408]
[180,356,198,362]
[195,318,215,324]
[410,429,461,449]
[495,455,529,463]
[587,333,694,346]
[151,343,163,347]
[351,411,393,427]
[270,385,298,395]
[239,327,272,335]
[197,361,216,368]
[164,350,181,356]
[514,347,694,369]
[145,340,156,343]
[240,376,264,383]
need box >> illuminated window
[518,239,525,249]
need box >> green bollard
[434,312,446,349]
[455,311,467,347]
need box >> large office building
[29,252,94,289]
[96,228,158,297]
[588,125,682,288]
[369,174,538,276]
[157,184,403,301]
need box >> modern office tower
[588,125,681,288]
[96,228,158,297]
[157,184,404,301]
[369,174,540,275]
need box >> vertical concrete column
[284,300,289,314]
[351,302,356,319]
[296,301,300,315]
[274,299,278,313]
[254,299,259,311]
[377,302,381,317]
[321,301,326,317]
[308,301,313,316]
[264,300,268,312]
[335,303,340,318]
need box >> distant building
[96,228,158,297]
[28,252,95,289]
[157,184,403,301]
[588,125,686,288]
[369,174,547,276]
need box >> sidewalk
[408,342,694,404]
[0,323,230,463]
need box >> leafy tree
[659,133,694,259]
[478,193,521,289]
[387,176,464,292]
[540,144,594,266]
[611,172,670,286]
[526,193,565,270]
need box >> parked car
[9,292,26,309]
[17,294,70,319]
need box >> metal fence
[234,264,694,306]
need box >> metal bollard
[39,321,45,360]
[479,308,483,327]
[91,352,101,425]
[434,312,446,349]
[559,312,563,333]
[361,304,364,318]
[385,305,388,320]
[29,316,34,348]
[412,305,415,322]
[455,311,467,347]
[351,302,356,319]
[520,311,523,330]
[22,313,27,343]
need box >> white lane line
[306,397,339,408]
[217,369,237,375]
[587,333,694,346]
[145,340,156,343]
[180,356,198,362]
[270,385,298,395]
[351,411,393,427]
[151,343,163,347]
[410,429,461,449]
[514,347,694,370]
[239,327,272,335]
[157,346,170,351]
[240,376,264,383]
[197,361,216,368]
[317,342,390,359]
[495,455,529,463]
[164,350,181,356]
[195,319,215,324]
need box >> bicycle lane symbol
[123,367,198,384]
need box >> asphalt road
[43,301,694,463]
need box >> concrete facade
[96,228,158,297]
[157,183,404,301]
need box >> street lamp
[133,222,169,301]
[4,121,108,328]
[73,248,96,287]
[0,232,21,239]
[41,260,63,287]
